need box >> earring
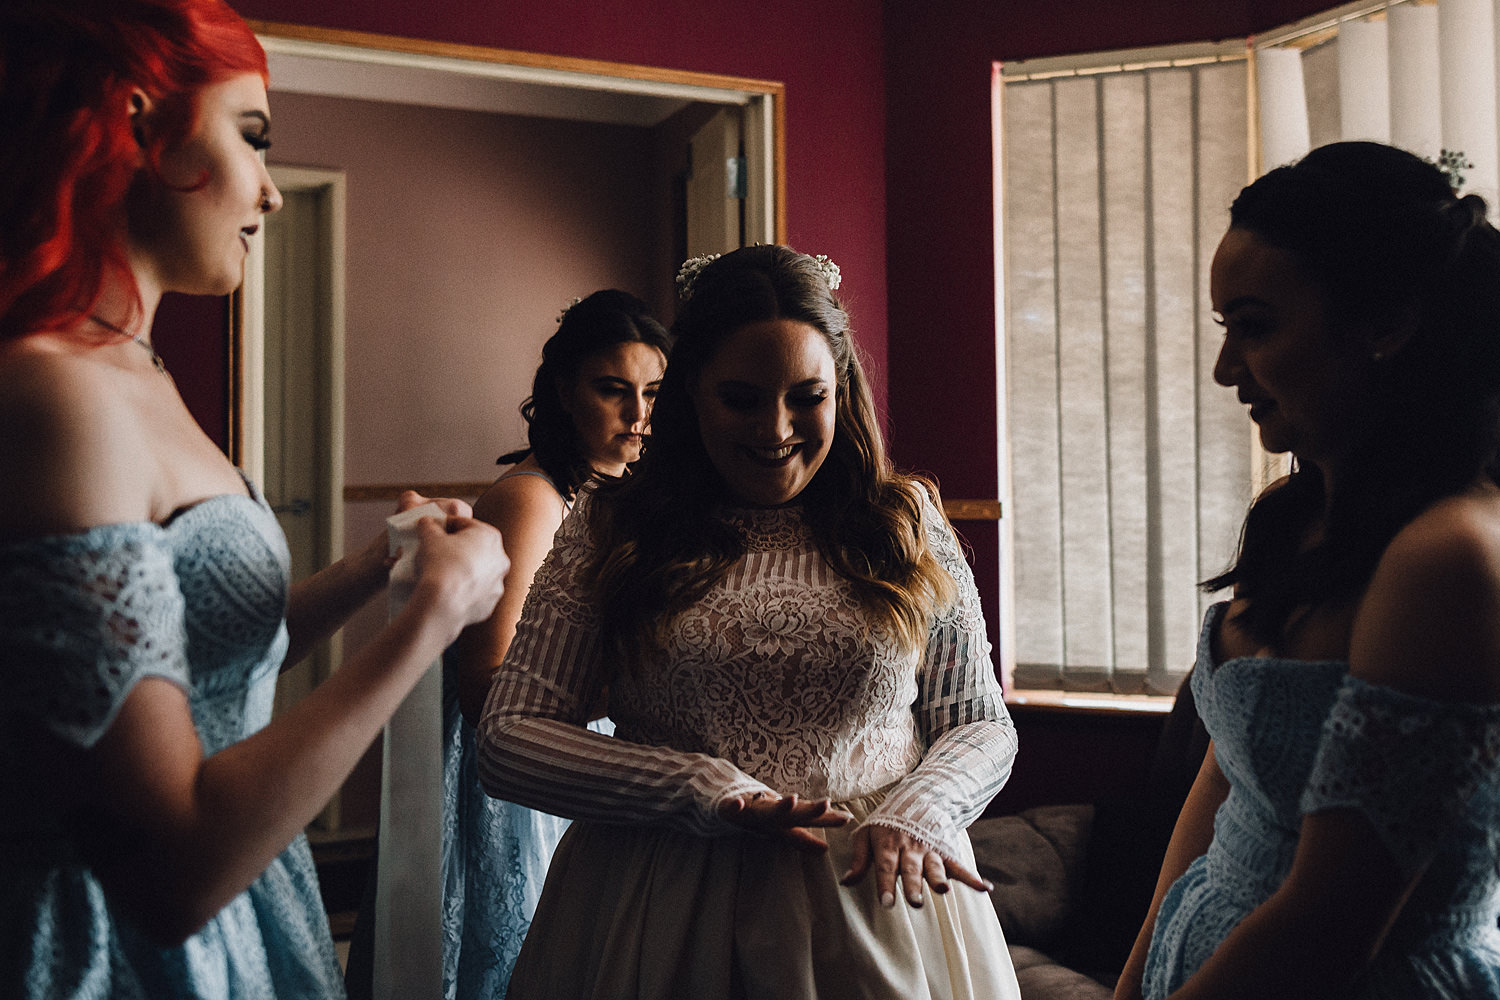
[1371,351,1385,362]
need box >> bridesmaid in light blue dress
[0,4,507,997]
[1115,142,1500,1000]
[441,290,669,998]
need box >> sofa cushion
[969,803,1093,950]
[1009,946,1114,1000]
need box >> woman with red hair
[0,2,508,997]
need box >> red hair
[0,0,267,341]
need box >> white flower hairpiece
[674,253,721,302]
[556,296,582,324]
[674,249,843,302]
[810,254,842,291]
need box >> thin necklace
[90,314,171,378]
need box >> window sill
[1005,688,1175,716]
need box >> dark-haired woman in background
[444,290,669,998]
[480,246,1020,999]
[1115,141,1500,1000]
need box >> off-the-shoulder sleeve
[1301,674,1500,879]
[476,497,773,836]
[0,524,190,749]
[863,493,1018,859]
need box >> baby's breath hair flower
[811,254,841,291]
[556,296,582,324]
[1424,148,1473,193]
[674,253,721,302]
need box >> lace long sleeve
[1300,674,1500,879]
[0,525,191,750]
[475,503,774,836]
[862,496,1017,860]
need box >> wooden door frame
[231,22,786,472]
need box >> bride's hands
[840,825,993,908]
[717,792,853,853]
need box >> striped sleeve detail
[862,493,1018,859]
[475,499,773,834]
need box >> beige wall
[268,91,660,487]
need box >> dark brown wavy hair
[496,290,670,500]
[585,244,956,668]
[1205,142,1500,646]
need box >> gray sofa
[970,676,1209,999]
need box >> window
[996,46,1260,696]
[996,0,1500,697]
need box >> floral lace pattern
[1,524,191,748]
[478,491,1015,861]
[0,489,342,1000]
[1302,676,1500,882]
[1143,602,1500,1000]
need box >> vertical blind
[1001,61,1254,694]
[1258,0,1500,212]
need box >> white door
[261,166,349,828]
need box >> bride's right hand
[717,792,853,853]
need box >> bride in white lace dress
[477,245,1021,999]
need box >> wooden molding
[941,499,1004,522]
[344,482,492,503]
[248,20,785,97]
[345,484,1003,522]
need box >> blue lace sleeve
[0,524,190,749]
[1300,674,1500,878]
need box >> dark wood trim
[247,20,786,100]
[344,482,491,502]
[942,499,1003,521]
[345,485,1003,522]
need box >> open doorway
[236,23,784,843]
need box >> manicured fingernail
[934,883,950,894]
[908,891,924,907]
[881,891,895,908]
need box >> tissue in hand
[386,501,448,591]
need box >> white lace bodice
[477,491,1016,860]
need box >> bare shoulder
[0,340,156,538]
[472,467,567,548]
[1350,484,1500,702]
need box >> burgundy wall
[152,292,230,451]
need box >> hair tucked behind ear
[0,0,266,342]
[585,245,956,669]
[497,290,670,499]
[1205,141,1500,645]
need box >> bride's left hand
[839,824,993,908]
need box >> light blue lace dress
[438,468,610,1000]
[0,486,344,999]
[1143,601,1500,999]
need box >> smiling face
[562,340,667,476]
[128,72,281,298]
[1210,227,1373,470]
[691,317,837,507]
